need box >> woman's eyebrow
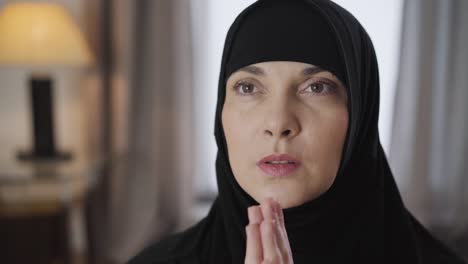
[302,66,326,76]
[234,65,326,76]
[236,65,265,76]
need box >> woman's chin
[255,185,313,209]
[276,196,311,209]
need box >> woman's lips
[258,162,300,177]
[257,153,301,177]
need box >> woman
[128,0,466,263]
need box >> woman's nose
[264,128,295,138]
[263,104,300,140]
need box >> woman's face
[222,61,348,208]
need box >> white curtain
[97,0,195,262]
[389,0,468,255]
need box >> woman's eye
[302,81,337,95]
[233,82,258,96]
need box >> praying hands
[245,197,294,264]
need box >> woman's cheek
[222,105,251,166]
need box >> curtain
[389,0,468,257]
[84,0,195,263]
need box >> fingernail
[270,198,278,218]
[248,206,254,223]
[270,198,278,219]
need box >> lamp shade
[0,2,93,66]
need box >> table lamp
[0,2,93,161]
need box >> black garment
[128,0,466,263]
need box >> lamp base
[17,150,72,162]
[17,76,73,163]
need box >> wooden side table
[0,155,103,264]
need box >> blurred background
[0,0,466,263]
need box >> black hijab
[128,0,465,263]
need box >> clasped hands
[245,197,294,264]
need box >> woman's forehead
[228,61,339,81]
